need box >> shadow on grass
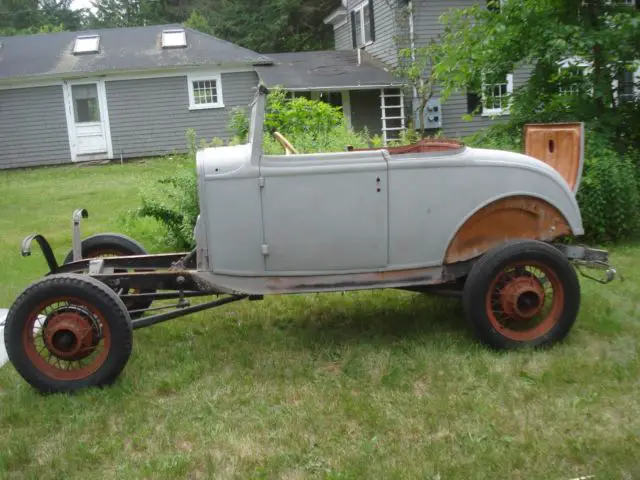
[282,292,470,348]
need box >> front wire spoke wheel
[24,297,110,381]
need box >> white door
[64,81,111,160]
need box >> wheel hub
[499,275,546,320]
[43,308,99,360]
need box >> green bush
[577,135,640,242]
[264,88,345,138]
[136,159,199,250]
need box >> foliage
[136,159,199,250]
[228,106,250,143]
[84,0,335,52]
[432,0,640,151]
[0,0,84,35]
[395,42,444,137]
[264,88,345,138]
[577,136,640,243]
[179,0,336,53]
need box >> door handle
[376,176,381,193]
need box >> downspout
[408,0,418,100]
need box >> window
[72,84,101,123]
[481,73,513,115]
[558,57,590,96]
[187,73,224,109]
[351,1,375,48]
[73,35,100,54]
[618,70,636,103]
[162,29,187,49]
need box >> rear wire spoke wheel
[62,233,155,317]
[463,240,580,350]
[5,273,133,393]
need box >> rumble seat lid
[524,123,584,194]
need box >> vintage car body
[4,86,617,394]
[193,91,582,294]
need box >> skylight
[73,35,100,54]
[162,29,187,48]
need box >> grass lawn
[1,159,639,479]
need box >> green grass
[1,159,640,479]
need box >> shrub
[229,106,250,142]
[264,87,345,138]
[136,159,199,250]
[577,135,640,242]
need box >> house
[254,50,405,138]
[322,0,640,140]
[321,0,533,140]
[0,25,272,169]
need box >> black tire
[463,240,581,350]
[63,233,154,316]
[5,273,133,394]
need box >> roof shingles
[0,25,272,81]
[255,50,403,90]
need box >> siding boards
[106,71,258,158]
[334,22,352,50]
[439,64,532,138]
[0,86,70,169]
[345,0,398,67]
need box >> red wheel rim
[22,297,111,381]
[485,261,565,341]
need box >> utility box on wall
[413,97,443,130]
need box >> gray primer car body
[192,90,583,295]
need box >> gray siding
[334,22,352,50]
[350,89,382,135]
[342,0,399,67]
[438,64,532,139]
[106,71,259,158]
[412,0,477,48]
[0,86,70,169]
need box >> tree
[431,0,640,148]
[395,42,442,137]
[0,0,84,35]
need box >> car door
[259,150,389,273]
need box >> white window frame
[481,73,514,116]
[73,35,100,54]
[352,1,373,48]
[162,29,187,49]
[187,72,224,110]
[558,57,593,96]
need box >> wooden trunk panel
[524,123,582,192]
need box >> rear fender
[444,195,576,264]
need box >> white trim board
[0,309,8,368]
[0,65,257,91]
